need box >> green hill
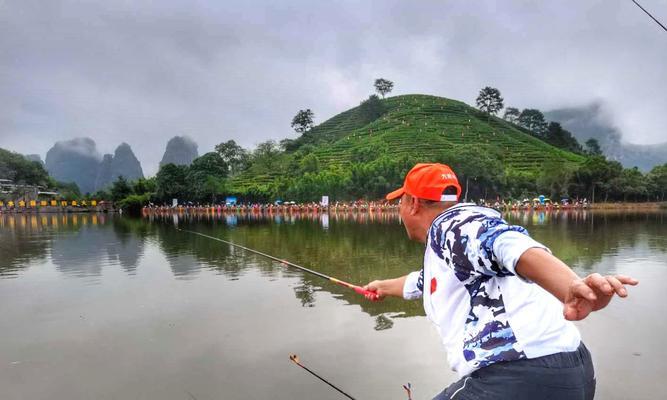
[230,94,586,200]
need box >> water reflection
[2,210,666,315]
[144,209,667,322]
[1,210,664,400]
[0,214,146,279]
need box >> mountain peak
[160,136,199,166]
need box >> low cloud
[0,0,665,175]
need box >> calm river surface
[1,210,665,400]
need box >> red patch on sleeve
[430,277,437,294]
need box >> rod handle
[353,286,380,301]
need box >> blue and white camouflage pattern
[429,205,532,369]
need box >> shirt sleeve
[491,230,550,281]
[403,270,423,300]
[454,215,549,279]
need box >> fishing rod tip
[289,354,300,363]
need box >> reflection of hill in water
[150,213,427,318]
[50,219,146,278]
[2,211,665,323]
[149,210,667,321]
[51,226,144,278]
[0,215,146,279]
[154,224,248,280]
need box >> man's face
[399,194,419,241]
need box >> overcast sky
[1,0,665,175]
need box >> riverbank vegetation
[137,90,666,205]
[2,85,666,209]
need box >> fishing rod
[176,228,379,300]
[289,354,357,400]
[289,354,414,400]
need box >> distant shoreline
[587,202,666,210]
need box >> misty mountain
[111,143,143,181]
[160,136,198,167]
[45,138,101,194]
[45,138,144,194]
[95,154,114,191]
[545,104,667,171]
[95,143,144,189]
[24,154,44,166]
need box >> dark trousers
[433,342,596,400]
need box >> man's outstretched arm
[516,248,639,321]
[363,275,411,301]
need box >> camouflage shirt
[403,203,580,377]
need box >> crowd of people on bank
[142,197,591,215]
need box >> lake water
[0,210,665,400]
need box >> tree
[53,180,82,200]
[544,122,583,153]
[291,109,315,134]
[585,138,603,156]
[186,152,229,203]
[503,107,521,124]
[518,109,548,138]
[132,177,156,195]
[610,167,647,202]
[573,156,622,203]
[252,140,282,172]
[215,140,250,175]
[475,87,504,116]
[374,78,394,99]
[279,138,296,151]
[647,163,667,201]
[537,161,575,199]
[110,176,132,202]
[155,163,189,203]
[439,146,504,201]
[189,152,228,178]
[0,148,50,186]
[358,94,386,124]
[299,153,320,174]
[118,193,151,216]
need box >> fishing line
[630,0,667,32]
[176,228,379,300]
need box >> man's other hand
[563,273,639,321]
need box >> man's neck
[416,203,457,243]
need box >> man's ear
[409,197,421,216]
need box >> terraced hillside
[230,94,585,194]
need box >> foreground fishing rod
[289,354,357,400]
[289,354,414,400]
[177,228,379,300]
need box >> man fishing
[363,163,638,400]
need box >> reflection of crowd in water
[142,200,598,228]
[143,204,402,226]
[143,201,399,215]
[143,197,590,218]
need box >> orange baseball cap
[386,163,461,202]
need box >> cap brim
[386,187,405,200]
